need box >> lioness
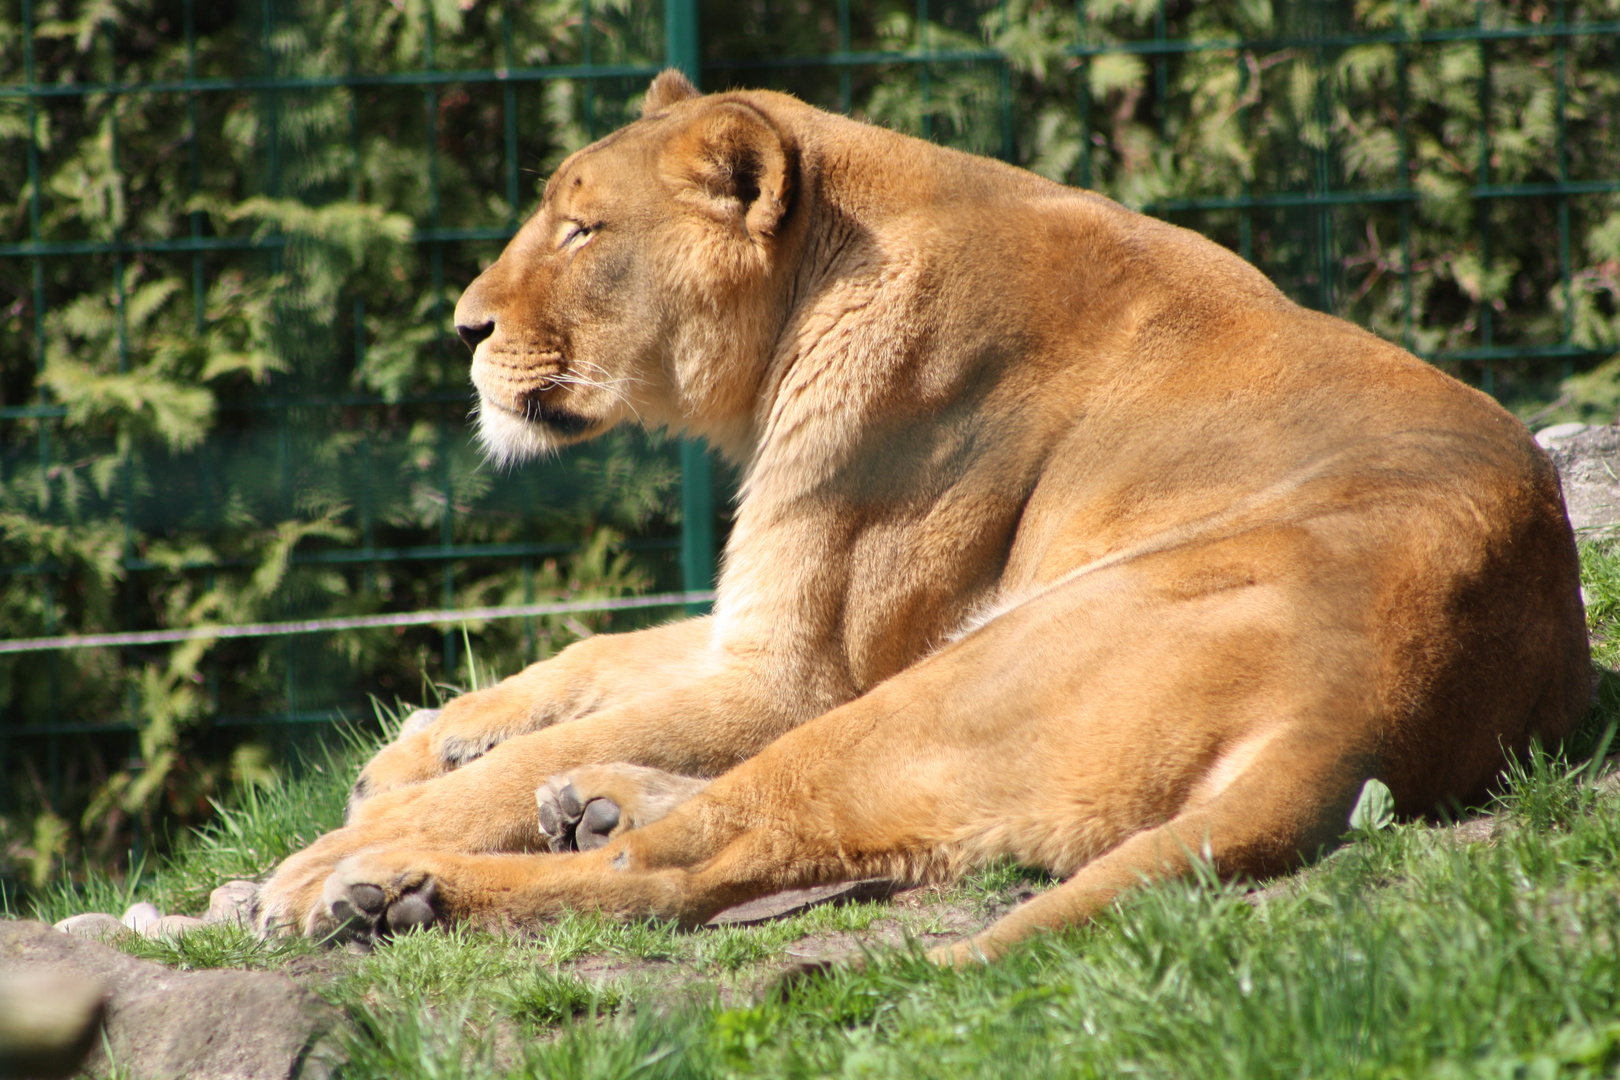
[253,71,1590,964]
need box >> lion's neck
[703,114,1222,695]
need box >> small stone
[0,970,106,1080]
[1535,422,1591,447]
[52,913,131,941]
[205,880,259,925]
[120,902,162,934]
[145,915,207,940]
[397,708,442,736]
[1440,817,1499,845]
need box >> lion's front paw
[347,731,449,822]
[254,836,362,940]
[322,854,443,943]
[347,695,547,821]
[536,763,709,852]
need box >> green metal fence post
[666,0,716,615]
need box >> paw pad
[536,780,621,852]
[322,872,439,943]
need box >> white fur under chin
[475,399,563,466]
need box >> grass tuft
[500,968,623,1027]
[116,920,317,971]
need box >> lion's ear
[642,69,700,115]
[661,102,794,240]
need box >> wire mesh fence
[1,0,1617,845]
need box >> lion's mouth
[480,388,593,437]
[474,350,595,438]
[516,389,593,436]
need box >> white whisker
[549,365,648,423]
[572,358,651,390]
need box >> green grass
[332,755,1620,1080]
[13,542,1620,1079]
[115,919,318,971]
[23,728,368,929]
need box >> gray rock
[0,969,106,1080]
[120,901,162,934]
[1536,421,1592,447]
[1,919,337,1080]
[144,914,208,940]
[1542,425,1620,534]
[207,880,260,926]
[53,912,131,941]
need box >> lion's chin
[475,398,596,465]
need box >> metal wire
[0,591,717,656]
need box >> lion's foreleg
[315,792,813,940]
[318,849,699,941]
[349,617,719,815]
[304,673,994,940]
[259,662,830,937]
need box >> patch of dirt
[278,946,368,986]
[662,884,1010,1005]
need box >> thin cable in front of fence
[0,591,716,655]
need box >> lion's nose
[456,320,495,352]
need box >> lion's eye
[559,222,594,249]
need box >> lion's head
[453,71,802,465]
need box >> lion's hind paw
[536,778,622,852]
[535,764,711,853]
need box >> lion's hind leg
[932,724,1368,965]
